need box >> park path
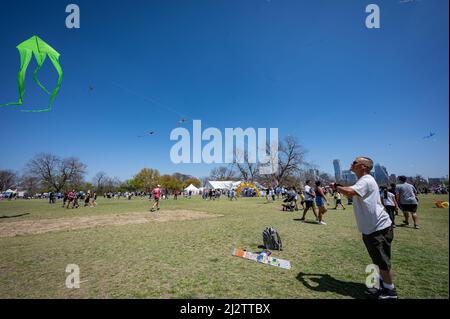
[0,210,222,238]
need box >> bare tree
[0,170,18,191]
[319,173,334,184]
[93,171,108,193]
[199,176,209,187]
[234,149,259,182]
[209,165,237,181]
[103,177,115,193]
[19,175,41,196]
[26,153,87,192]
[259,136,308,187]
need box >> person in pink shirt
[150,185,161,212]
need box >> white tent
[184,184,200,195]
[205,181,241,190]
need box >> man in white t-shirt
[332,156,397,299]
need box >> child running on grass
[150,185,161,212]
[333,190,346,210]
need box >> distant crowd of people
[200,189,240,200]
[59,190,98,209]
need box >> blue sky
[0,0,448,181]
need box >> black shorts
[336,199,342,204]
[305,200,314,209]
[400,204,418,213]
[363,226,394,271]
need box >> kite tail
[0,101,22,107]
[33,57,51,95]
[0,48,33,108]
[21,53,63,113]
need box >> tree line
[207,136,327,187]
[0,153,201,195]
[0,137,324,194]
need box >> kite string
[111,82,185,118]
[110,81,214,128]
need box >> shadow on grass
[293,219,318,225]
[296,272,367,299]
[396,224,416,230]
[0,213,30,219]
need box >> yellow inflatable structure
[236,182,261,197]
[435,201,449,208]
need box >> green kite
[0,35,63,112]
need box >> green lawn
[0,194,448,299]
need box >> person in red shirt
[150,185,161,212]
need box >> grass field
[0,194,448,299]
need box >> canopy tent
[205,181,241,190]
[184,184,200,195]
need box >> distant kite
[138,131,156,138]
[0,35,63,112]
[89,85,94,91]
[423,132,436,139]
[177,118,188,126]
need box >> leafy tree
[133,168,160,191]
[159,175,183,193]
[183,178,201,188]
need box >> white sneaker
[319,221,327,225]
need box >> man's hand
[330,183,343,190]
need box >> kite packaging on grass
[232,248,291,270]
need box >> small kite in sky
[138,131,156,138]
[0,35,63,112]
[89,85,95,91]
[177,118,188,126]
[423,132,436,139]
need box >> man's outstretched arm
[332,184,358,198]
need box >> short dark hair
[306,180,311,184]
[315,181,321,186]
[399,176,407,182]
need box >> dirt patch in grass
[0,210,222,238]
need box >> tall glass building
[333,159,342,182]
[374,164,389,186]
